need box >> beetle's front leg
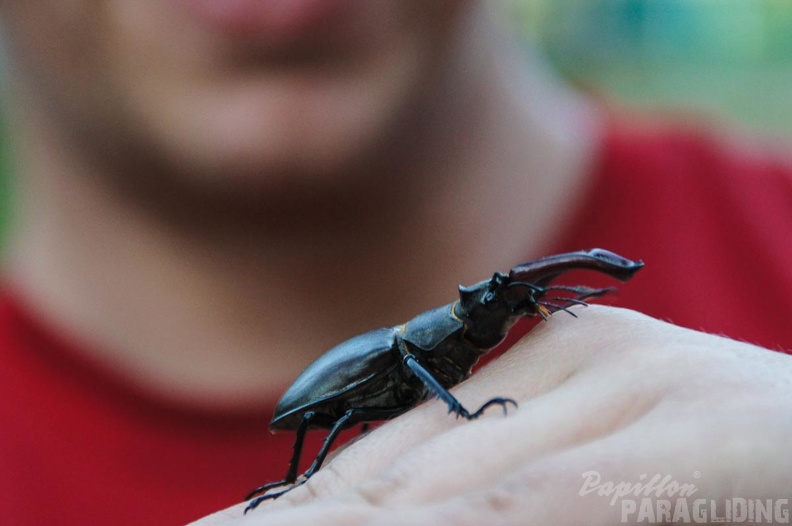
[401,353,516,419]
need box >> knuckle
[477,486,520,515]
[351,466,410,507]
[306,461,349,498]
[273,462,349,507]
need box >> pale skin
[0,1,595,406]
[192,306,792,525]
[0,0,789,523]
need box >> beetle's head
[456,272,521,348]
[458,272,512,319]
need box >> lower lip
[177,0,352,42]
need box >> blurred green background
[1,0,791,243]
[516,0,792,135]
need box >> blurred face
[0,0,470,194]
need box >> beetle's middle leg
[402,354,516,419]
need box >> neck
[3,22,601,409]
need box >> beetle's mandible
[244,248,643,512]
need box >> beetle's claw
[244,489,281,513]
[244,477,310,513]
[469,397,518,419]
[245,486,275,502]
[244,498,263,514]
[448,403,471,419]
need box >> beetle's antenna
[548,296,589,307]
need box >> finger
[347,402,792,526]
[357,429,673,526]
[362,349,792,525]
[239,500,378,526]
[246,415,731,526]
[334,350,662,507]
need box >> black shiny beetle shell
[270,328,399,432]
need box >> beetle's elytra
[244,248,643,512]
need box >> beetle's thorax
[396,304,481,389]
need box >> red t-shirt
[2,120,791,525]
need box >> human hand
[190,306,792,525]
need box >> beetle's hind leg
[244,410,319,510]
[245,407,403,513]
[245,410,345,513]
[403,354,517,420]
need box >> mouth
[175,0,356,45]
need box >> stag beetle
[244,248,643,512]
